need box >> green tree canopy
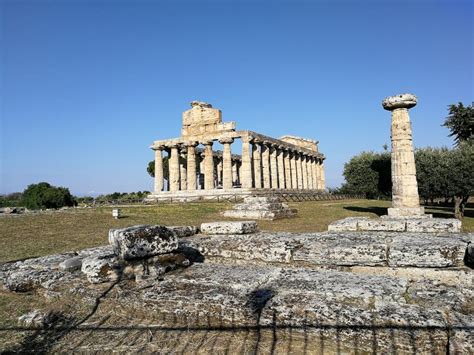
[443,102,474,146]
[22,182,76,210]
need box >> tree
[446,142,474,219]
[340,151,391,199]
[443,102,474,146]
[415,147,451,204]
[22,182,76,210]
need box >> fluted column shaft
[389,108,419,208]
[252,143,262,189]
[296,153,304,189]
[241,138,253,189]
[277,148,285,189]
[270,146,278,188]
[283,151,292,189]
[302,155,308,189]
[290,151,297,189]
[203,141,214,190]
[311,157,318,190]
[179,151,187,190]
[261,144,271,189]
[169,145,180,192]
[320,161,326,190]
[154,147,164,192]
[186,143,197,191]
[220,138,234,190]
[307,156,314,189]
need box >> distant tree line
[1,183,151,209]
[339,102,473,219]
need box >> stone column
[320,161,326,190]
[169,144,180,192]
[311,156,318,190]
[296,152,304,189]
[186,142,197,191]
[241,138,253,189]
[198,152,205,190]
[307,156,313,189]
[153,146,164,192]
[269,145,278,188]
[202,141,215,190]
[277,147,285,189]
[383,93,423,216]
[216,158,223,187]
[220,138,234,190]
[252,141,262,189]
[290,151,298,189]
[179,150,187,190]
[283,149,292,189]
[261,142,271,189]
[302,155,308,189]
[232,161,238,186]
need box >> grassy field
[1,199,472,263]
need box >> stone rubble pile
[222,196,297,220]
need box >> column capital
[184,141,198,148]
[153,144,166,151]
[219,137,234,144]
[200,140,214,146]
[382,93,417,111]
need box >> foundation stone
[222,196,297,220]
[200,221,258,235]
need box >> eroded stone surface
[405,218,461,233]
[327,217,368,232]
[200,221,258,235]
[81,254,121,284]
[222,196,297,220]
[108,225,179,260]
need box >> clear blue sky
[1,0,472,195]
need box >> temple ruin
[146,101,326,201]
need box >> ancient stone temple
[146,101,326,201]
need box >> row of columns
[153,138,325,192]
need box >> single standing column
[383,93,422,216]
[270,145,278,188]
[283,149,292,189]
[252,141,262,189]
[202,141,215,190]
[186,142,197,191]
[153,146,164,192]
[261,142,271,189]
[241,138,253,189]
[316,159,323,189]
[296,152,304,189]
[307,156,313,189]
[302,155,308,189]
[179,150,187,190]
[169,144,180,192]
[220,138,234,190]
[277,147,285,189]
[290,151,298,189]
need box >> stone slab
[200,221,258,235]
[405,218,461,233]
[388,234,467,267]
[357,218,406,232]
[108,225,179,260]
[327,217,368,232]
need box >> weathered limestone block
[222,196,297,220]
[200,221,258,235]
[58,257,83,271]
[449,313,474,354]
[181,233,299,263]
[108,225,179,260]
[357,218,406,232]
[405,218,461,233]
[122,253,190,283]
[81,254,122,284]
[167,225,199,237]
[292,233,387,266]
[388,234,466,267]
[327,217,369,232]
